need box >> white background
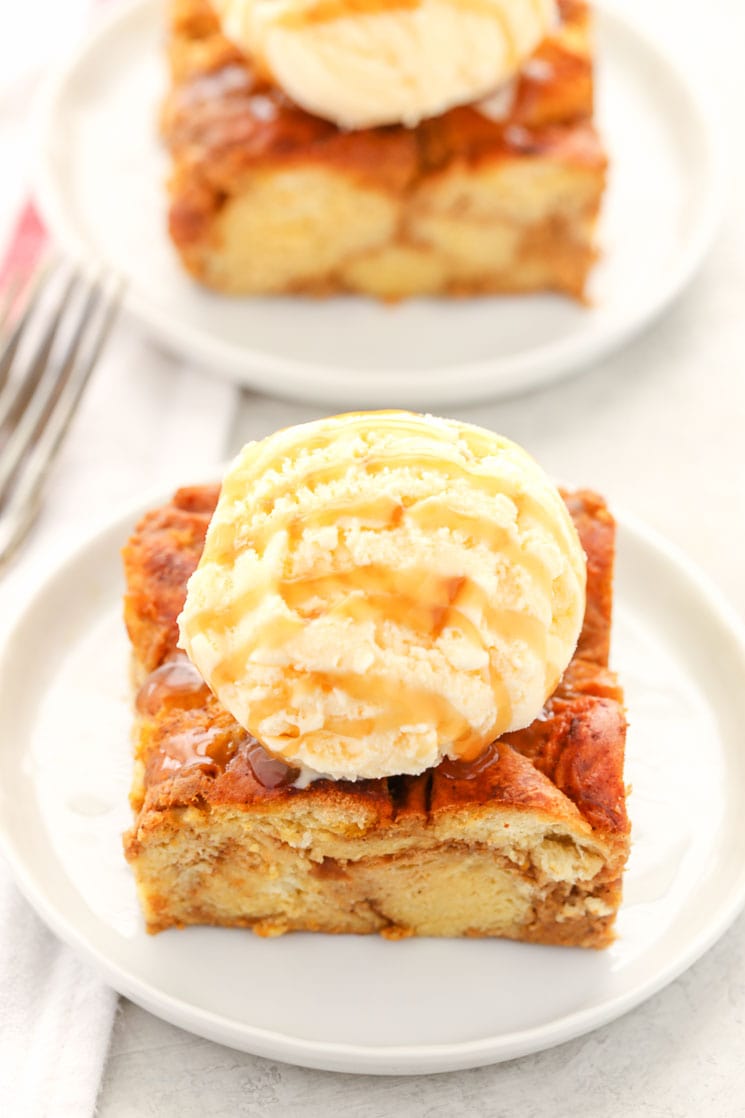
[2,0,745,1114]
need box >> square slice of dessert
[163,0,606,300]
[123,485,629,947]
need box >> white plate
[1,490,745,1074]
[32,0,721,407]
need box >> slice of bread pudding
[123,485,628,946]
[163,0,606,300]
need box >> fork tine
[24,277,122,478]
[0,275,22,336]
[0,277,122,568]
[0,260,53,392]
[0,272,98,504]
[0,269,78,435]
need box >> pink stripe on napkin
[0,199,48,290]
[1,0,113,293]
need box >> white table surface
[3,0,745,1114]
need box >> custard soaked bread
[164,0,606,299]
[123,484,628,946]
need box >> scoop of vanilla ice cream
[211,0,557,128]
[179,412,586,780]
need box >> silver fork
[0,261,122,569]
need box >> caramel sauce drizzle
[273,0,527,51]
[157,723,240,776]
[186,413,578,761]
[152,723,298,788]
[138,659,299,789]
[242,664,508,762]
[212,413,574,563]
[438,739,501,780]
[135,653,211,717]
[245,739,299,789]
[276,0,419,28]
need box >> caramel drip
[207,558,547,756]
[136,655,297,787]
[278,565,468,630]
[222,413,472,495]
[278,570,547,659]
[276,0,419,29]
[245,739,299,789]
[136,654,211,717]
[273,0,526,36]
[213,450,570,565]
[206,493,397,574]
[438,740,501,780]
[157,724,240,777]
[241,667,506,761]
[407,502,553,597]
[210,410,575,563]
[152,722,298,789]
[286,495,405,540]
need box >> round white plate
[32,0,721,407]
[1,492,745,1074]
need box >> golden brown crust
[122,485,219,673]
[564,488,615,666]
